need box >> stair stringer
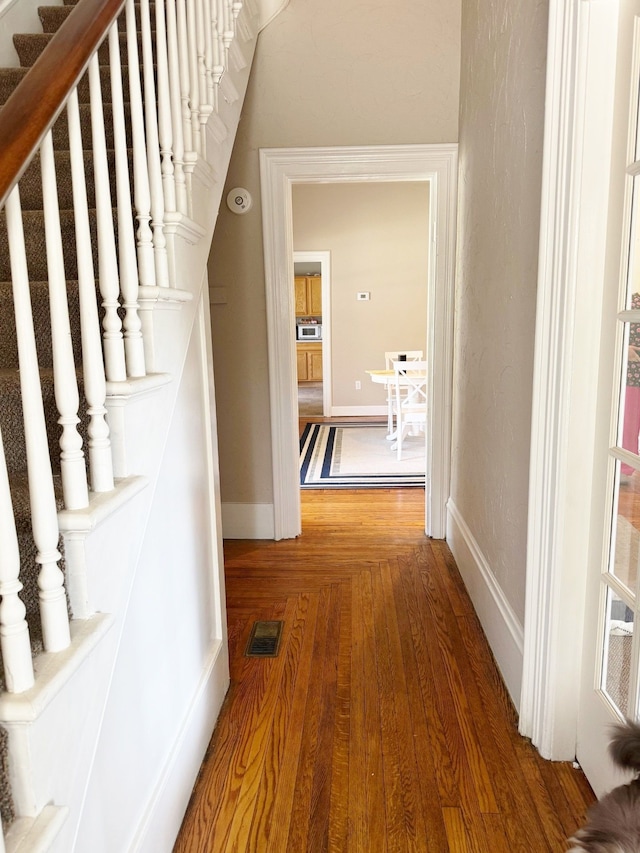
[0,2,262,847]
[1,280,228,853]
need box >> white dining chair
[383,350,423,437]
[391,359,428,460]
[384,350,424,370]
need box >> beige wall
[209,0,461,504]
[452,0,549,623]
[292,182,429,409]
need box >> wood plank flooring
[174,487,595,852]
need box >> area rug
[299,422,425,489]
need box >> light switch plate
[357,292,370,301]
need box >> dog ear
[609,719,640,772]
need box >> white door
[577,0,640,795]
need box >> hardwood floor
[174,487,595,852]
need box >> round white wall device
[226,187,252,214]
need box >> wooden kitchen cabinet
[294,275,322,316]
[296,343,323,382]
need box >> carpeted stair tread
[0,728,12,827]
[53,101,132,151]
[19,150,96,211]
[0,208,104,282]
[39,4,153,34]
[0,280,81,370]
[0,67,28,104]
[0,97,132,152]
[0,102,117,156]
[37,5,74,32]
[0,367,90,487]
[18,148,132,211]
[13,31,143,68]
[0,368,64,475]
[0,65,130,107]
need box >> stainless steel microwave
[296,324,322,341]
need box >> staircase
[0,0,273,847]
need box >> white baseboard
[129,640,230,853]
[446,500,524,709]
[329,406,387,417]
[221,502,275,539]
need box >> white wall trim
[128,640,229,853]
[260,144,458,540]
[521,0,620,759]
[447,501,524,707]
[221,502,275,539]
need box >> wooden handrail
[0,0,126,210]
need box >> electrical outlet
[357,292,370,301]
[355,380,361,390]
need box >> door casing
[520,0,620,761]
[259,144,458,540]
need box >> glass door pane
[603,157,640,721]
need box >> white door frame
[293,250,332,416]
[520,0,620,759]
[260,144,458,540]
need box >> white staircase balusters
[88,54,127,383]
[222,0,234,59]
[107,23,146,379]
[176,0,196,207]
[154,0,178,218]
[203,0,215,110]
[194,0,209,152]
[125,0,156,290]
[216,0,228,75]
[40,131,90,512]
[0,426,35,693]
[165,0,189,216]
[67,90,114,494]
[140,0,170,287]
[5,187,71,654]
[211,0,223,97]
[186,0,202,154]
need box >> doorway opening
[260,144,458,540]
[293,251,331,418]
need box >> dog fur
[568,720,640,852]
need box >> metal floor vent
[245,621,283,657]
